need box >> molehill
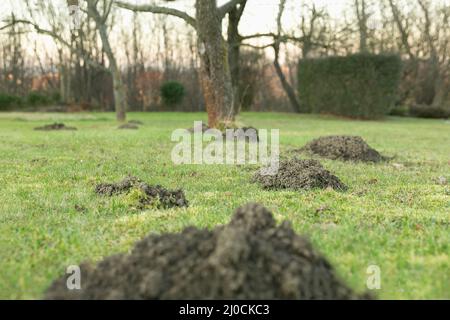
[117,123,139,130]
[187,122,259,141]
[34,123,77,131]
[128,120,144,125]
[298,136,384,162]
[253,158,347,191]
[95,176,188,209]
[45,203,369,300]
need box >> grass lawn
[0,111,448,299]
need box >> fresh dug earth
[118,123,139,130]
[187,122,259,141]
[34,123,77,131]
[45,203,368,300]
[187,122,209,133]
[224,126,259,142]
[95,176,188,209]
[298,136,384,162]
[128,120,144,125]
[253,158,347,191]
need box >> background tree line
[0,0,449,124]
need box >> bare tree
[227,0,247,115]
[1,13,26,96]
[115,0,246,128]
[355,0,370,53]
[388,0,415,59]
[299,4,328,59]
[272,0,301,113]
[417,0,445,107]
[239,0,305,113]
[87,0,127,121]
[3,0,127,121]
[388,0,450,106]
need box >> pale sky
[1,0,449,67]
[112,0,350,35]
[0,0,352,66]
[0,0,350,35]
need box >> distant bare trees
[0,14,27,96]
[387,0,450,106]
[354,0,370,53]
[3,0,127,120]
[227,0,247,115]
[239,0,331,113]
[1,0,449,114]
[87,0,127,121]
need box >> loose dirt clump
[253,158,347,191]
[34,123,77,131]
[187,122,209,133]
[187,123,259,141]
[118,123,139,130]
[298,136,384,162]
[45,203,368,300]
[128,120,144,125]
[95,176,188,209]
[223,126,259,142]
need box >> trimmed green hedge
[0,93,22,111]
[298,54,402,119]
[0,91,62,111]
[27,91,52,106]
[409,104,450,119]
[160,81,185,106]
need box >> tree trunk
[89,1,127,122]
[273,0,301,113]
[431,58,444,107]
[355,0,368,53]
[273,43,301,113]
[59,64,66,102]
[196,0,234,128]
[227,3,246,116]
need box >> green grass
[0,112,449,300]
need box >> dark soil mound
[95,176,188,209]
[45,203,368,300]
[128,120,144,125]
[187,122,209,133]
[118,123,139,130]
[34,123,77,131]
[299,136,383,162]
[253,158,347,191]
[187,123,259,141]
[224,127,259,142]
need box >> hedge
[298,54,402,119]
[27,91,52,106]
[409,104,450,119]
[0,93,22,111]
[160,81,185,106]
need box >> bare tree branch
[271,0,301,113]
[2,19,108,72]
[240,33,277,40]
[114,1,197,28]
[388,0,415,60]
[218,0,247,18]
[102,0,114,24]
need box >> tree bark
[273,0,301,113]
[196,0,234,128]
[227,1,246,116]
[89,1,127,122]
[98,26,127,121]
[273,42,301,113]
[355,0,368,53]
[115,0,246,127]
